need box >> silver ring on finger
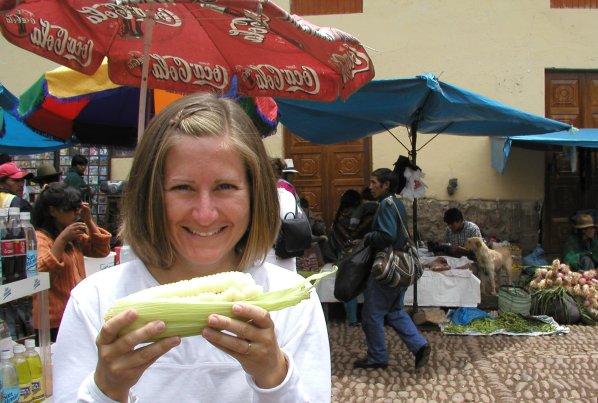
[244,342,252,355]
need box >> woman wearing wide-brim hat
[563,213,598,271]
[32,164,61,188]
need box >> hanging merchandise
[400,166,427,199]
[392,155,418,193]
[58,146,110,228]
[11,153,56,204]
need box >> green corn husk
[104,267,336,340]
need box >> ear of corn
[104,267,336,340]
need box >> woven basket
[498,285,531,315]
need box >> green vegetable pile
[444,312,556,334]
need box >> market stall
[316,257,481,308]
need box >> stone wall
[402,198,542,254]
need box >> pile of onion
[529,259,598,320]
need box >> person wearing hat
[280,158,299,197]
[32,163,61,189]
[563,213,598,271]
[266,158,304,272]
[0,161,33,211]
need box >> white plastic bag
[400,166,427,199]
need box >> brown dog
[464,237,512,295]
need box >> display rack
[12,152,56,203]
[58,146,110,228]
[1,272,52,398]
[1,273,49,304]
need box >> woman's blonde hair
[119,93,280,270]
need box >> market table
[315,259,481,308]
[84,252,116,277]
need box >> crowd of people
[0,152,110,345]
[1,91,596,401]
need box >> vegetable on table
[104,268,335,340]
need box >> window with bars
[550,0,598,8]
[290,0,363,16]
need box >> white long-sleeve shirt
[52,260,331,402]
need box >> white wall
[2,0,597,200]
[298,0,597,201]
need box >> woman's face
[50,205,81,230]
[163,135,251,275]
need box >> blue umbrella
[509,129,598,148]
[1,83,72,154]
[277,73,573,232]
[277,73,572,143]
[276,73,573,310]
[492,128,598,174]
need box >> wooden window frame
[550,0,598,8]
[290,0,363,16]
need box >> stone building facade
[403,198,543,256]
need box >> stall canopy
[276,74,572,144]
[276,73,573,238]
[492,128,598,174]
[276,73,573,310]
[1,83,72,154]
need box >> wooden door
[283,128,372,228]
[543,71,598,256]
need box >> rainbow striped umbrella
[18,61,279,148]
[1,83,72,154]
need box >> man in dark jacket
[64,154,94,202]
[354,168,431,370]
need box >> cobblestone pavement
[328,320,598,402]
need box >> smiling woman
[52,93,332,403]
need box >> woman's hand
[57,221,89,244]
[201,303,288,389]
[94,309,181,402]
[79,202,93,224]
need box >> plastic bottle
[5,208,26,284]
[19,213,37,278]
[23,340,43,403]
[9,208,26,283]
[11,344,32,403]
[1,350,20,403]
[0,208,9,285]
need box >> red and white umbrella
[0,0,375,102]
